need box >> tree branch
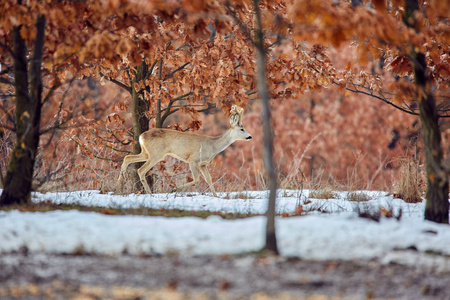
[92,131,131,153]
[224,1,255,46]
[97,127,132,146]
[307,62,426,117]
[101,73,131,93]
[126,69,133,89]
[144,59,158,81]
[0,77,13,85]
[63,131,123,163]
[0,104,15,129]
[40,70,80,148]
[0,123,15,132]
[0,41,15,58]
[160,88,210,126]
[340,82,419,116]
[0,65,12,76]
[163,62,191,81]
[39,120,95,135]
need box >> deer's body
[117,105,251,197]
[140,129,235,165]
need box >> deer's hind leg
[117,150,149,189]
[137,154,165,194]
[175,162,200,193]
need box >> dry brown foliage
[1,0,449,195]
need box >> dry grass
[346,191,372,202]
[222,192,254,199]
[1,201,258,219]
[2,129,423,204]
[309,186,337,199]
[394,157,424,203]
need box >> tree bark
[414,53,449,223]
[404,0,449,223]
[253,0,279,254]
[0,15,46,206]
[130,60,150,192]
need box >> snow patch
[0,189,449,270]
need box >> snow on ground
[30,189,423,217]
[1,189,450,270]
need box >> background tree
[253,0,279,254]
[225,0,280,254]
[285,0,449,223]
[0,1,102,204]
[0,11,46,205]
[403,0,448,223]
[0,0,163,203]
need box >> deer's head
[229,105,252,141]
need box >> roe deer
[117,105,252,197]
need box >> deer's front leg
[199,165,217,197]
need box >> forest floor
[1,253,450,300]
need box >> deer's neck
[212,128,235,154]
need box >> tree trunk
[414,53,449,223]
[404,0,449,224]
[0,15,46,206]
[130,60,151,192]
[253,0,279,254]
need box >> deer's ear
[230,114,239,126]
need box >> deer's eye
[241,129,244,132]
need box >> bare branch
[101,73,131,93]
[0,93,15,98]
[341,83,419,116]
[96,127,133,146]
[0,123,15,132]
[306,62,426,117]
[196,103,218,113]
[42,84,58,104]
[0,104,15,129]
[63,130,123,163]
[0,65,13,76]
[0,41,14,57]
[169,91,195,103]
[144,59,158,81]
[160,88,210,125]
[163,62,191,81]
[91,131,131,154]
[0,77,13,85]
[40,71,80,144]
[126,69,133,89]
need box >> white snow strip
[0,189,449,270]
[30,189,424,218]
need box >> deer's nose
[246,136,252,140]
